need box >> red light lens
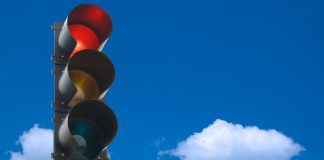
[69,24,100,58]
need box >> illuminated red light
[68,24,100,58]
[65,4,112,58]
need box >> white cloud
[159,119,304,160]
[9,124,53,160]
[8,124,112,160]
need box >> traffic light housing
[52,4,117,160]
[58,4,112,57]
[58,50,115,107]
[58,101,117,159]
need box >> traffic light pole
[51,22,109,160]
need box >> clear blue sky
[0,0,323,159]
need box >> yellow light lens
[68,70,100,107]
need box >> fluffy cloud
[9,124,53,160]
[8,124,112,160]
[159,119,304,160]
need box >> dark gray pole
[51,22,109,160]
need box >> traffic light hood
[58,50,115,107]
[58,4,112,57]
[58,100,118,160]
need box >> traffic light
[51,4,117,160]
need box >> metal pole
[51,22,109,160]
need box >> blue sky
[0,0,323,160]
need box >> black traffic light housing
[59,101,117,159]
[58,50,115,107]
[52,4,117,160]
